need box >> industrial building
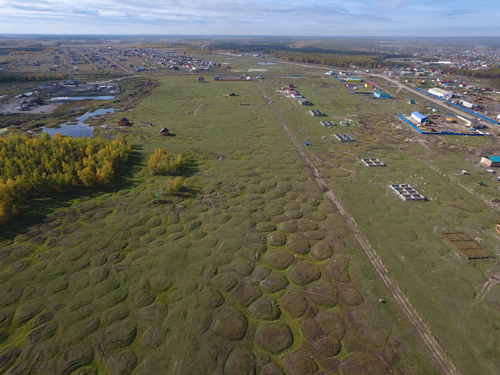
[428,87,454,100]
[411,112,427,124]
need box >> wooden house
[118,118,130,126]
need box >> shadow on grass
[177,154,199,178]
[172,185,201,198]
[0,145,146,242]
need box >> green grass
[1,61,498,375]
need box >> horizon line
[1,33,500,39]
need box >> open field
[1,47,500,375]
[256,71,500,374]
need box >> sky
[0,0,499,37]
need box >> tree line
[440,66,500,89]
[270,50,395,68]
[0,133,131,223]
[0,73,65,83]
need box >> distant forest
[441,67,500,88]
[209,41,406,68]
[209,40,500,86]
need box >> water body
[42,108,115,137]
[48,96,115,101]
[257,62,277,66]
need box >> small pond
[42,108,116,137]
[48,96,115,101]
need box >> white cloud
[0,0,497,36]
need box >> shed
[118,118,130,126]
[160,127,169,136]
[374,89,390,98]
[480,156,500,167]
[365,82,374,88]
[198,77,205,83]
[298,98,311,106]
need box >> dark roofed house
[160,127,169,136]
[118,118,129,126]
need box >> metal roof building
[411,112,427,124]
[428,87,454,99]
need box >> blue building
[411,112,427,124]
[374,89,390,98]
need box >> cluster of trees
[0,73,64,83]
[148,149,186,175]
[0,133,131,223]
[270,51,393,69]
[440,67,500,89]
[147,150,188,196]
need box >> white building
[460,100,477,109]
[428,87,454,100]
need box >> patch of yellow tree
[148,149,186,175]
[0,133,131,223]
[147,149,187,195]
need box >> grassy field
[257,72,500,374]
[0,57,499,375]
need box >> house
[160,127,169,136]
[198,77,205,83]
[374,89,390,98]
[118,118,130,126]
[291,93,303,99]
[480,156,500,167]
[298,98,311,105]
[365,82,374,88]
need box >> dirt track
[254,80,461,375]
